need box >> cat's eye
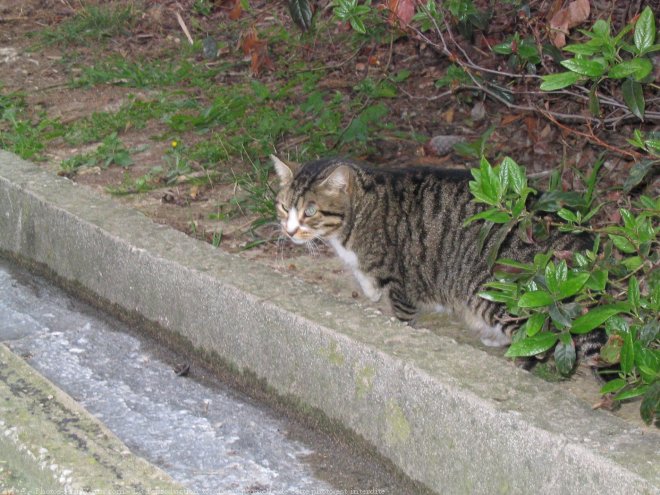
[304,204,317,217]
[279,202,288,213]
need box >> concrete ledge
[0,150,658,494]
[0,343,185,492]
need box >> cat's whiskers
[275,233,287,266]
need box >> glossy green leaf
[600,336,622,364]
[570,303,629,334]
[557,208,578,223]
[563,44,599,56]
[492,41,513,55]
[639,321,659,347]
[464,208,511,225]
[519,290,554,308]
[622,255,643,271]
[545,262,558,294]
[505,332,558,357]
[554,335,576,375]
[349,16,366,34]
[590,19,610,38]
[486,220,516,268]
[620,329,635,374]
[614,384,648,401]
[524,313,547,337]
[556,260,568,282]
[478,290,515,304]
[640,381,660,425]
[634,6,656,54]
[600,378,626,395]
[585,269,608,291]
[288,0,314,32]
[560,58,606,77]
[549,303,572,329]
[622,78,645,120]
[623,159,654,193]
[628,276,640,310]
[609,234,637,253]
[559,272,590,299]
[608,58,653,81]
[539,71,581,91]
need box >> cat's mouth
[287,234,308,245]
[281,227,315,245]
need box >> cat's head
[271,155,353,245]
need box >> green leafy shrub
[466,155,659,425]
[540,6,658,119]
[492,33,541,72]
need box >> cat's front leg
[353,269,382,302]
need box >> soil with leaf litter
[1,0,658,429]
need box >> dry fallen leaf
[229,1,242,20]
[387,0,416,28]
[240,28,272,75]
[549,0,590,48]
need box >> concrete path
[0,150,658,494]
[1,257,340,493]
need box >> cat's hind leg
[388,284,418,323]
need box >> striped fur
[273,156,591,350]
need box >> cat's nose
[286,207,300,235]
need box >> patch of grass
[107,167,162,196]
[230,156,277,230]
[39,3,136,45]
[61,132,134,173]
[0,92,63,160]
[64,96,177,145]
[71,56,231,90]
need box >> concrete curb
[0,343,186,492]
[0,150,658,494]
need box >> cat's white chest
[329,238,382,302]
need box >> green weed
[40,4,136,45]
[71,56,230,90]
[107,167,162,196]
[61,132,134,173]
[64,97,175,146]
[0,92,63,159]
[468,155,659,425]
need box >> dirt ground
[1,0,657,426]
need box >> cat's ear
[271,155,298,186]
[321,165,352,193]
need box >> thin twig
[175,11,194,45]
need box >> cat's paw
[363,286,382,302]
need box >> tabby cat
[272,155,593,350]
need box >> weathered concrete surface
[0,344,185,492]
[0,150,658,494]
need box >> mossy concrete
[0,344,185,492]
[0,150,658,494]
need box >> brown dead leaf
[524,116,538,141]
[240,28,272,75]
[549,0,590,48]
[500,114,525,126]
[387,0,416,28]
[240,28,261,56]
[229,2,242,20]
